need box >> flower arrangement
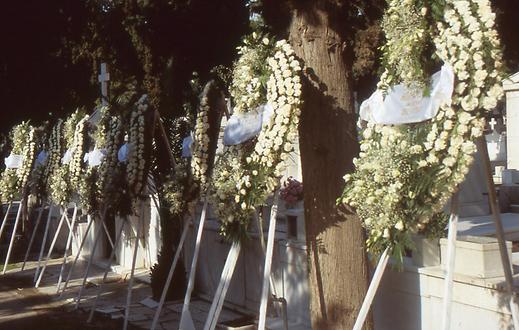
[42,120,64,200]
[340,0,504,259]
[230,32,274,114]
[191,81,224,193]
[0,122,36,202]
[48,110,84,206]
[211,34,302,241]
[97,110,132,217]
[69,114,90,188]
[126,95,153,200]
[162,116,199,218]
[77,107,109,215]
[280,177,303,208]
[28,125,50,201]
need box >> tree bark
[288,3,373,329]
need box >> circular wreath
[48,110,85,206]
[126,95,153,201]
[211,33,302,242]
[0,122,36,202]
[340,0,504,258]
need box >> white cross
[489,117,498,131]
[98,63,110,106]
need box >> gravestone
[504,72,519,171]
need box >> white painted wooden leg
[258,192,280,330]
[0,202,13,245]
[123,207,144,330]
[35,209,67,287]
[102,220,115,249]
[0,201,13,246]
[2,201,24,274]
[441,194,459,330]
[150,217,191,330]
[21,204,45,271]
[178,198,209,330]
[59,214,94,296]
[75,216,105,309]
[87,219,126,322]
[203,241,241,330]
[34,204,54,283]
[352,247,390,330]
[56,205,79,292]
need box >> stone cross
[489,117,498,131]
[98,63,110,106]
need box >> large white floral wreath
[126,96,153,200]
[0,122,36,202]
[42,120,64,201]
[48,110,85,206]
[211,33,302,241]
[97,109,132,217]
[340,0,504,259]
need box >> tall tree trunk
[288,3,373,329]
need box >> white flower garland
[212,36,302,241]
[340,0,504,257]
[191,82,223,192]
[69,115,90,188]
[191,90,211,190]
[43,120,64,200]
[127,96,151,198]
[97,112,131,217]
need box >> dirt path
[0,265,140,330]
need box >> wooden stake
[177,198,209,330]
[441,193,460,330]
[123,202,145,330]
[258,192,280,330]
[2,201,24,274]
[150,216,191,330]
[21,204,45,271]
[75,211,106,309]
[203,241,241,330]
[0,202,13,250]
[34,205,54,283]
[59,214,94,296]
[35,209,67,287]
[87,218,126,322]
[56,205,79,292]
[477,137,519,328]
[352,247,391,330]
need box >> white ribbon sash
[360,64,454,125]
[84,148,106,167]
[35,150,48,167]
[118,143,130,162]
[4,154,24,169]
[223,104,274,146]
[61,148,73,164]
[182,134,193,158]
